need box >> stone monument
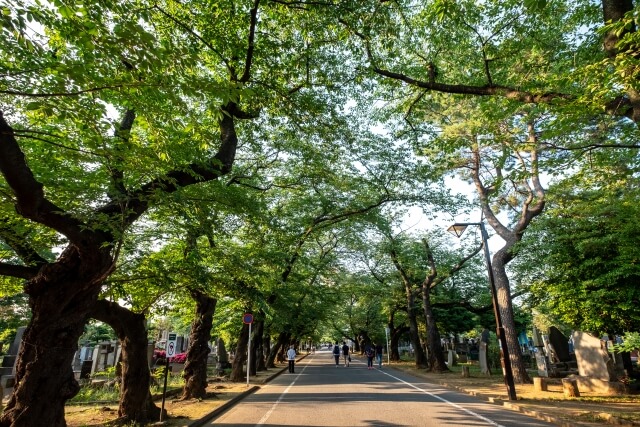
[571,331,625,394]
[0,326,26,399]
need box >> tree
[0,0,333,423]
[518,157,640,335]
[421,237,481,372]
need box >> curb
[187,385,260,427]
[187,359,297,427]
[435,380,638,427]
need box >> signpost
[385,327,390,365]
[243,314,253,387]
[160,332,177,421]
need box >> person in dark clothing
[332,342,341,367]
[375,342,384,368]
[365,344,375,369]
[341,341,350,367]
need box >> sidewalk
[390,363,640,427]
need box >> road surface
[211,349,557,426]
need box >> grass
[68,372,185,404]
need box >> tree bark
[406,292,428,368]
[258,334,269,372]
[91,299,161,424]
[266,332,288,368]
[0,245,112,427]
[389,328,404,361]
[230,323,250,382]
[423,285,449,372]
[182,290,217,399]
[602,0,634,56]
[249,319,263,376]
[492,250,531,384]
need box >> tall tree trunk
[389,328,405,361]
[406,292,428,368]
[258,334,270,371]
[91,299,161,424]
[423,286,449,372]
[266,332,288,368]
[0,246,112,427]
[251,316,265,373]
[230,323,249,382]
[493,251,530,384]
[182,290,217,399]
[249,319,263,376]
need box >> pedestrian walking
[375,342,384,368]
[365,344,375,369]
[287,345,296,373]
[332,342,341,367]
[341,341,350,367]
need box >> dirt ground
[64,369,277,427]
[57,361,640,427]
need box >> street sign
[166,332,178,358]
[243,313,253,324]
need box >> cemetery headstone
[479,342,490,375]
[216,338,230,374]
[480,329,490,344]
[572,331,615,381]
[548,326,571,363]
[447,349,457,366]
[536,353,549,377]
[0,326,26,398]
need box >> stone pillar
[461,366,470,377]
[562,378,580,397]
[447,350,457,366]
[534,377,547,391]
[479,342,490,375]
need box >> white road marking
[254,358,309,426]
[378,369,506,427]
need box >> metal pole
[385,327,390,365]
[479,222,517,401]
[160,356,169,421]
[246,322,252,387]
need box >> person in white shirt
[286,345,297,373]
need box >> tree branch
[0,262,39,279]
[240,0,261,83]
[0,111,92,243]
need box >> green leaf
[58,5,73,19]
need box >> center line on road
[378,369,506,427]
[254,358,310,426]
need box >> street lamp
[447,221,517,401]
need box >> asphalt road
[210,349,558,427]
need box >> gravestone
[572,331,615,381]
[216,338,230,374]
[536,352,549,377]
[90,341,118,375]
[548,326,571,363]
[447,349,457,366]
[147,341,155,366]
[0,326,26,399]
[480,328,490,344]
[479,342,490,375]
[79,360,93,379]
[176,336,185,354]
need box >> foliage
[519,160,640,335]
[613,332,640,353]
[79,321,117,345]
[0,293,29,347]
